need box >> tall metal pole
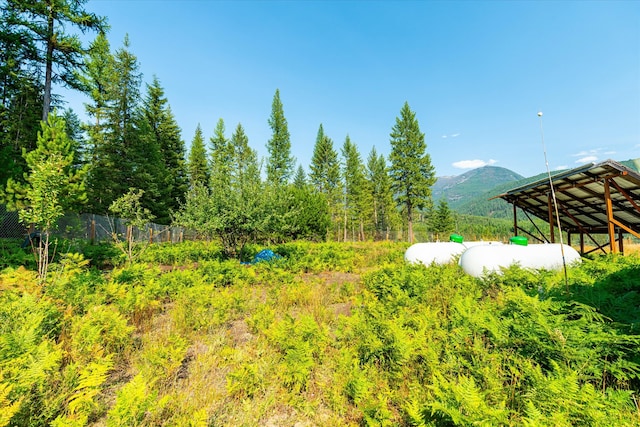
[538,112,569,290]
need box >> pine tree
[6,0,106,120]
[0,4,43,189]
[293,165,307,189]
[77,32,114,213]
[76,32,113,130]
[266,89,294,185]
[341,135,367,241]
[309,124,342,239]
[230,123,260,189]
[366,146,397,240]
[209,118,232,190]
[4,110,87,212]
[187,124,209,188]
[84,35,165,218]
[388,102,436,243]
[141,76,187,223]
[429,198,455,240]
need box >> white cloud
[441,133,461,139]
[575,155,598,164]
[452,159,498,169]
[573,149,600,157]
[555,165,568,170]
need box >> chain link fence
[0,204,189,244]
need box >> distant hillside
[432,166,523,210]
[454,171,552,218]
[448,157,640,218]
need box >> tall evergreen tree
[0,4,42,189]
[230,123,259,189]
[309,124,342,239]
[187,124,209,188]
[85,35,164,217]
[266,89,294,185]
[141,76,187,223]
[341,135,367,241]
[76,32,113,129]
[6,0,106,120]
[82,33,116,214]
[209,118,232,189]
[388,102,436,243]
[309,124,340,194]
[366,146,398,240]
[77,32,114,204]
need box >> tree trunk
[407,202,414,243]
[43,1,54,122]
[343,206,347,242]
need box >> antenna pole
[538,112,569,291]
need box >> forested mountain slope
[439,158,640,218]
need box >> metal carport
[496,159,640,254]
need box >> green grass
[0,239,639,426]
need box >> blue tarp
[252,249,281,263]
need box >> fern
[106,373,156,427]
[67,356,113,417]
[0,382,22,427]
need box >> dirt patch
[297,271,360,286]
[328,302,352,317]
[228,319,254,346]
[157,262,199,273]
[176,341,211,382]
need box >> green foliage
[187,124,209,188]
[106,373,157,427]
[309,124,342,237]
[4,112,88,282]
[109,188,155,265]
[342,135,368,241]
[388,101,436,242]
[141,76,188,223]
[137,334,188,389]
[428,199,455,240]
[172,281,247,334]
[0,239,34,270]
[70,305,133,363]
[1,241,640,425]
[50,356,114,426]
[366,147,399,240]
[266,89,294,185]
[0,382,21,427]
[268,314,327,392]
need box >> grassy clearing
[1,240,639,426]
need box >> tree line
[0,0,455,258]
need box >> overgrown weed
[1,240,640,426]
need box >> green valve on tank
[449,234,464,243]
[509,236,528,246]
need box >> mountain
[438,157,640,219]
[432,166,524,210]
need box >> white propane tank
[405,238,503,266]
[459,243,582,277]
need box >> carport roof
[497,159,640,238]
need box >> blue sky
[65,0,639,178]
